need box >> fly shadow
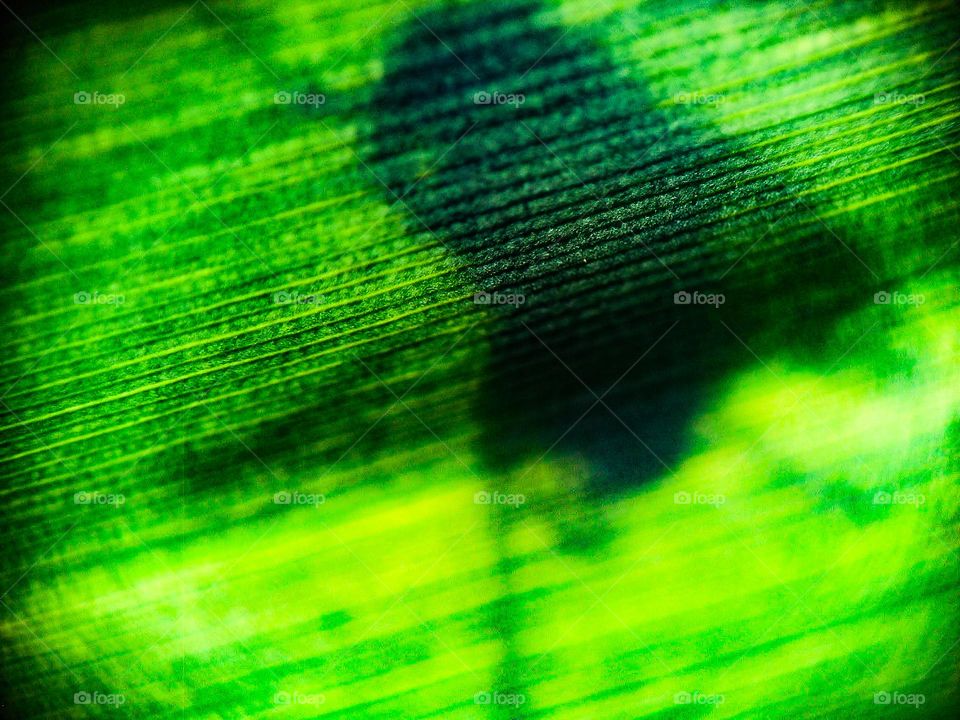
[365,0,877,515]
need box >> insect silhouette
[368,0,872,520]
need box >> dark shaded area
[0,0,181,33]
[366,0,876,501]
